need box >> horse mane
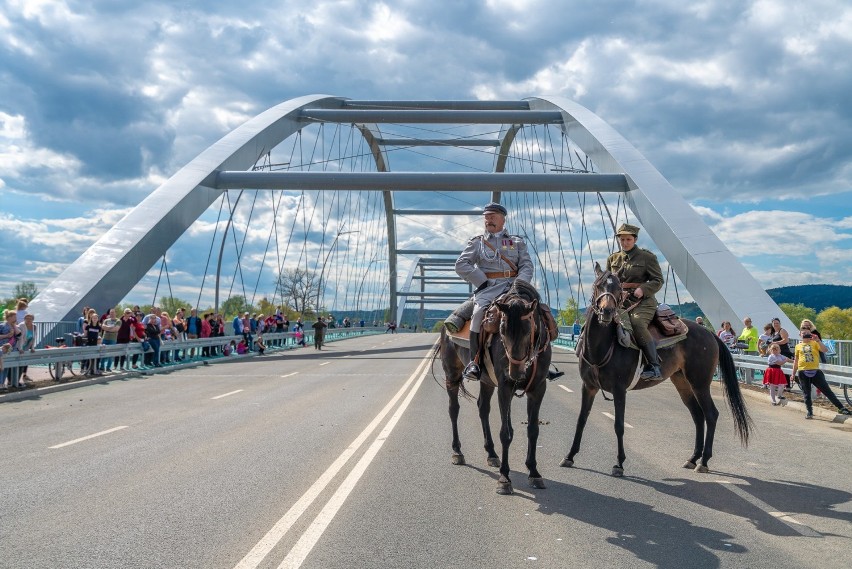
[508,279,540,303]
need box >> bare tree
[275,268,320,316]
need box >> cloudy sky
[1,0,851,314]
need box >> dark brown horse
[562,264,752,476]
[439,282,552,494]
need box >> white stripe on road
[558,385,574,393]
[717,481,821,537]
[233,343,436,569]
[211,390,243,400]
[319,362,330,366]
[49,426,128,449]
[278,347,430,569]
[601,412,633,429]
[281,372,298,378]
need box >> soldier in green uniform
[606,223,664,380]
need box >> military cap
[615,223,640,237]
[482,202,508,216]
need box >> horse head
[591,262,622,325]
[495,295,539,382]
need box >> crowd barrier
[1,327,383,384]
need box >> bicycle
[46,338,77,382]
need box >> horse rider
[606,223,664,381]
[455,202,534,381]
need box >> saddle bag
[652,304,688,337]
[539,303,558,342]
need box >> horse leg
[671,372,705,469]
[448,382,465,465]
[560,382,598,467]
[525,387,546,489]
[692,386,720,473]
[496,384,514,495]
[478,384,500,467]
[611,388,628,477]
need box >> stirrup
[547,369,565,381]
[640,365,662,381]
[463,362,481,381]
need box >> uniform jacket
[455,230,534,306]
[606,246,664,310]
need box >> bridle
[499,298,548,397]
[589,270,621,323]
[578,269,624,400]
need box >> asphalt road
[2,333,850,569]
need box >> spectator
[791,325,851,418]
[800,319,827,364]
[763,344,790,405]
[255,335,266,355]
[294,325,305,347]
[100,308,120,371]
[76,306,89,335]
[142,308,162,368]
[236,338,248,354]
[1,310,22,388]
[83,309,103,376]
[738,317,759,354]
[173,308,187,340]
[695,316,706,329]
[758,323,774,356]
[769,317,794,390]
[115,308,137,370]
[16,313,36,386]
[15,298,29,323]
[185,308,201,359]
[717,321,737,349]
[312,316,327,350]
[359,319,365,328]
[159,311,177,364]
[233,313,244,336]
[200,313,212,358]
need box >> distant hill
[766,284,852,312]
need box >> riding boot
[639,341,663,380]
[463,331,482,381]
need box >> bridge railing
[1,327,383,384]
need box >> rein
[578,270,627,401]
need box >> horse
[438,281,553,495]
[562,263,752,476]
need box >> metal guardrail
[1,328,383,384]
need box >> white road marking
[601,412,633,429]
[49,426,128,449]
[717,481,821,537]
[343,355,351,358]
[233,344,436,569]
[558,385,574,393]
[211,390,243,400]
[319,362,330,366]
[280,372,298,378]
[277,349,430,569]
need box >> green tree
[221,295,252,319]
[558,297,584,327]
[13,281,39,301]
[159,296,192,316]
[779,303,817,330]
[815,306,852,340]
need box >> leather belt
[622,283,641,289]
[485,271,518,279]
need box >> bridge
[27,96,796,336]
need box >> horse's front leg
[447,379,465,466]
[611,388,628,477]
[525,387,546,489]
[478,384,500,467]
[496,384,514,495]
[561,382,598,467]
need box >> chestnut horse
[439,282,552,495]
[562,264,752,476]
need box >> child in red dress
[763,343,790,405]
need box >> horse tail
[714,334,753,446]
[430,331,444,389]
[435,328,476,401]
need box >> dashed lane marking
[601,412,634,429]
[281,372,298,378]
[319,362,330,366]
[211,390,243,400]
[49,426,129,449]
[558,385,574,393]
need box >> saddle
[616,304,689,351]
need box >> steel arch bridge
[29,96,795,334]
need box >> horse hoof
[559,458,574,468]
[487,457,501,468]
[529,476,546,489]
[496,481,514,495]
[683,461,697,469]
[611,465,624,477]
[694,464,709,473]
[451,453,466,466]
